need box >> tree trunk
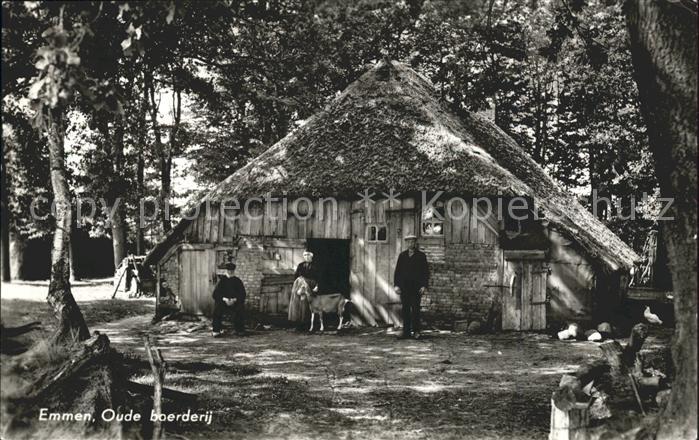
[69,238,76,282]
[625,1,697,439]
[0,231,8,282]
[159,155,172,234]
[159,86,181,235]
[1,142,10,282]
[135,152,145,254]
[69,219,79,281]
[99,119,129,269]
[45,109,90,344]
[110,210,128,269]
[136,87,146,255]
[8,231,24,281]
[145,73,172,234]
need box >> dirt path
[92,314,612,440]
[1,282,670,439]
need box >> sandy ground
[1,279,154,331]
[0,281,672,440]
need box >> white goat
[292,277,349,332]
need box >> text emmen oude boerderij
[38,408,214,425]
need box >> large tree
[28,3,105,343]
[625,1,697,438]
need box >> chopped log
[553,375,585,411]
[599,340,625,375]
[588,387,612,420]
[598,324,648,379]
[550,396,590,440]
[627,323,648,352]
[552,323,658,438]
[574,359,610,385]
[596,323,654,415]
[626,324,648,377]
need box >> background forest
[1,0,659,280]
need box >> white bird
[644,306,663,325]
[587,331,603,342]
[567,323,581,339]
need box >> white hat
[404,234,417,240]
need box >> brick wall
[422,242,502,324]
[233,237,267,312]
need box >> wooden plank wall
[521,262,532,330]
[502,258,547,331]
[176,196,501,325]
[184,200,352,242]
[260,275,294,314]
[178,248,216,316]
[532,261,547,330]
[183,198,495,245]
[266,238,307,271]
[349,197,416,326]
[445,199,499,245]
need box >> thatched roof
[147,60,638,272]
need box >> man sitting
[212,262,247,337]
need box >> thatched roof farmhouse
[147,60,639,330]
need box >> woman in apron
[288,249,318,328]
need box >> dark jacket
[212,276,246,302]
[294,262,319,282]
[393,249,429,293]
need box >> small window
[421,206,444,236]
[366,224,388,243]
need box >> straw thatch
[147,60,638,272]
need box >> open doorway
[306,238,350,296]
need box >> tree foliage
[2,0,661,257]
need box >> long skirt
[288,291,310,324]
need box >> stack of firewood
[550,324,668,440]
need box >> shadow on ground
[0,282,673,440]
[97,314,652,440]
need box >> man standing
[212,262,247,337]
[393,235,429,340]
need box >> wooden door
[259,275,294,315]
[503,259,548,330]
[179,247,217,316]
[349,198,417,326]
